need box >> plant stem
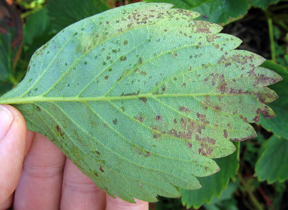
[237,173,264,210]
[266,12,276,63]
[20,6,43,19]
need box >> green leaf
[145,0,250,25]
[285,33,288,66]
[181,142,239,209]
[0,82,13,97]
[260,61,288,139]
[249,0,280,9]
[203,181,238,210]
[47,0,109,32]
[0,3,281,202]
[23,7,55,46]
[255,135,288,183]
[0,1,22,83]
[22,7,56,62]
[191,0,250,25]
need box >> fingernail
[0,105,14,140]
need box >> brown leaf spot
[96,151,101,155]
[198,143,213,156]
[169,129,178,137]
[100,166,105,172]
[239,115,248,122]
[225,62,231,67]
[120,56,127,61]
[197,125,205,134]
[139,97,147,103]
[224,130,228,138]
[210,73,218,86]
[197,27,210,33]
[196,113,209,124]
[153,133,161,139]
[104,76,109,80]
[196,135,216,145]
[179,106,190,113]
[145,152,151,157]
[138,57,142,64]
[156,115,162,121]
[35,105,41,111]
[56,125,64,137]
[135,116,143,123]
[219,83,227,93]
[230,134,256,141]
[113,119,117,125]
[253,116,260,122]
[187,142,192,149]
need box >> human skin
[0,105,148,210]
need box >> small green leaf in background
[23,7,55,46]
[0,0,22,91]
[0,2,282,202]
[189,0,250,25]
[260,61,288,139]
[47,0,109,32]
[181,142,239,209]
[203,182,238,210]
[244,132,266,168]
[255,135,288,183]
[145,0,250,25]
[22,7,56,61]
[249,0,280,9]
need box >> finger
[60,158,106,210]
[0,105,27,207]
[24,130,34,156]
[106,196,148,210]
[13,133,66,210]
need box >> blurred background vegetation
[0,0,287,209]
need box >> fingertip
[0,105,14,140]
[0,105,27,205]
[106,195,148,210]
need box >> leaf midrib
[0,92,252,104]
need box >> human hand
[0,105,148,210]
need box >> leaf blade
[255,135,288,183]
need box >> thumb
[0,105,27,206]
